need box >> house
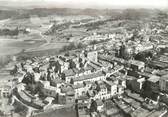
[73,71,105,85]
[61,69,75,82]
[96,99,104,112]
[126,76,145,93]
[39,80,61,98]
[147,75,160,92]
[160,93,168,105]
[15,90,45,109]
[86,51,98,62]
[130,107,150,117]
[58,93,66,104]
[42,85,60,98]
[34,72,41,82]
[136,43,154,52]
[16,83,26,92]
[146,109,167,117]
[88,61,101,71]
[66,90,75,104]
[50,78,63,88]
[129,60,145,72]
[39,80,50,88]
[60,85,75,104]
[160,74,168,93]
[105,107,120,117]
[105,65,124,78]
[125,90,144,103]
[87,90,96,98]
[117,85,125,95]
[105,81,118,96]
[98,59,113,71]
[142,75,160,103]
[114,99,133,115]
[73,84,87,99]
[94,81,110,100]
[0,85,12,98]
[107,75,119,85]
[118,75,127,88]
[120,79,126,88]
[83,65,93,74]
[149,60,168,70]
[83,81,92,89]
[58,92,75,105]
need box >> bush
[60,42,85,52]
[0,55,11,69]
[89,39,109,45]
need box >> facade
[105,81,118,96]
[39,80,61,98]
[73,71,105,85]
[73,84,88,99]
[87,51,98,62]
[94,83,109,100]
[0,85,12,98]
[142,75,160,103]
[50,78,63,88]
[126,77,145,93]
[159,74,168,93]
[42,86,60,98]
[117,85,125,95]
[129,60,145,72]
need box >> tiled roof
[73,71,105,82]
[147,75,160,83]
[63,69,75,77]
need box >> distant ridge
[0,8,164,20]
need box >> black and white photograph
[0,0,168,117]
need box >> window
[3,92,6,97]
[82,91,85,95]
[6,93,9,97]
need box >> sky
[0,0,168,9]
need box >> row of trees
[0,28,29,36]
[0,55,12,69]
[0,28,19,36]
[60,42,86,52]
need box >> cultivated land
[0,8,167,57]
[0,8,168,117]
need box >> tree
[22,72,35,85]
[70,78,74,85]
[96,84,101,92]
[90,40,98,45]
[90,99,97,113]
[77,42,85,49]
[61,73,66,81]
[10,65,18,76]
[33,67,40,73]
[83,81,86,86]
[86,91,90,98]
[69,60,76,69]
[95,81,101,92]
[47,71,51,81]
[27,83,40,95]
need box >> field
[0,8,167,57]
[0,39,46,55]
[0,14,96,56]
